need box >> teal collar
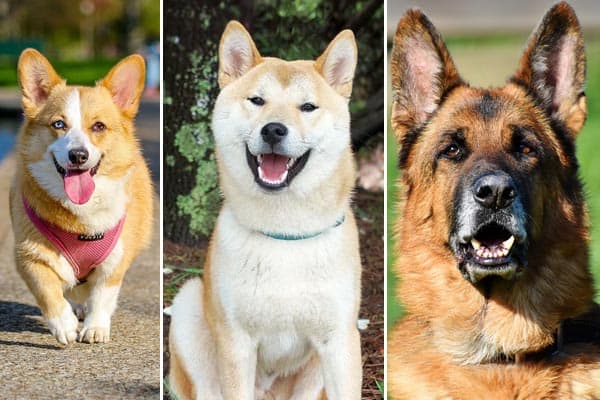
[259,214,345,241]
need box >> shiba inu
[168,21,362,399]
[10,49,153,345]
[388,3,600,399]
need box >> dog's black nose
[472,173,517,209]
[261,122,288,145]
[68,148,89,165]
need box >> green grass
[0,58,120,87]
[577,41,600,299]
[387,124,402,330]
[387,36,600,331]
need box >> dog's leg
[214,326,257,400]
[78,278,121,343]
[78,240,127,343]
[17,261,79,345]
[65,282,90,320]
[288,354,325,400]
[315,328,361,400]
[169,279,223,400]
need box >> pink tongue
[64,169,95,204]
[260,154,289,181]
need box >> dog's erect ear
[99,55,146,118]
[315,30,357,99]
[18,49,64,117]
[390,9,463,141]
[512,2,586,136]
[218,21,262,88]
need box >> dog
[388,3,600,399]
[168,21,362,399]
[10,49,153,345]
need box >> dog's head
[392,3,589,285]
[212,21,357,197]
[17,49,145,205]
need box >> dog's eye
[300,103,318,112]
[51,120,66,130]
[516,142,537,157]
[441,143,462,159]
[248,96,265,106]
[92,121,106,132]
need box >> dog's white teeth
[502,236,515,250]
[258,167,288,185]
[257,154,263,164]
[286,158,296,168]
[471,238,481,250]
[502,236,515,251]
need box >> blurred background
[163,0,384,398]
[0,0,159,85]
[388,0,600,329]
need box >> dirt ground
[163,188,384,399]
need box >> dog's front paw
[78,325,110,343]
[47,306,79,345]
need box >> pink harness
[23,197,125,280]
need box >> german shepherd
[389,3,600,398]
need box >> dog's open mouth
[246,146,310,190]
[456,222,525,283]
[468,223,515,265]
[53,155,101,205]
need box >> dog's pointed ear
[390,9,463,141]
[512,2,586,136]
[218,21,262,88]
[315,30,357,99]
[18,48,64,117]
[99,55,146,118]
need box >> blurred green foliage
[0,0,158,59]
[0,58,119,87]
[164,0,383,243]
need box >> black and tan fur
[389,3,600,399]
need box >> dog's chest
[212,210,357,337]
[257,330,314,377]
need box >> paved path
[0,100,161,399]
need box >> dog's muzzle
[245,122,311,191]
[450,171,528,284]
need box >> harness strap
[22,196,125,280]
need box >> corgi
[9,49,153,345]
[168,21,362,399]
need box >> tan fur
[10,49,152,343]
[389,4,600,399]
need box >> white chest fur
[210,206,359,372]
